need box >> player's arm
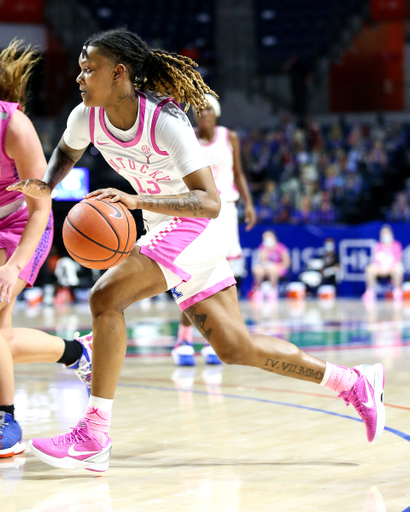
[7,138,86,198]
[229,130,256,231]
[0,110,51,301]
[87,166,222,219]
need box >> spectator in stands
[292,196,314,224]
[240,116,402,226]
[251,230,290,302]
[255,181,278,223]
[389,191,410,222]
[362,225,403,303]
[299,237,339,293]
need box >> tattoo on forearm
[139,191,205,217]
[43,147,76,188]
[185,304,212,341]
[264,358,323,380]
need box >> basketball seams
[63,199,137,270]
[65,217,130,255]
[117,202,131,253]
[66,246,119,267]
[82,200,121,251]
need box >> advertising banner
[239,221,410,297]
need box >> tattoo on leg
[264,358,323,381]
[185,304,212,342]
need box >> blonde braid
[145,50,218,113]
[0,39,40,112]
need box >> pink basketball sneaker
[338,363,385,443]
[28,419,111,472]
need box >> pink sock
[321,363,359,394]
[177,324,193,343]
[84,406,111,446]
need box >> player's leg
[29,246,168,471]
[266,263,281,301]
[171,312,196,366]
[184,285,385,443]
[391,263,403,301]
[0,332,24,458]
[363,263,379,302]
[89,247,167,398]
[251,264,265,301]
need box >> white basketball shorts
[225,201,242,260]
[137,199,236,311]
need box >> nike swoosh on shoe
[67,445,100,457]
[362,378,374,408]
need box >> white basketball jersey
[87,91,202,230]
[197,126,239,202]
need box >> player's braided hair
[0,39,40,112]
[83,28,218,113]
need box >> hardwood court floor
[3,297,410,511]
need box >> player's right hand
[6,179,52,198]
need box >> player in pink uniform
[0,41,93,458]
[172,94,256,365]
[252,230,290,301]
[362,225,403,303]
[13,29,385,471]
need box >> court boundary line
[116,382,410,442]
[15,375,410,442]
[119,375,410,412]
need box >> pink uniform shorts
[0,205,54,287]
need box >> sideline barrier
[239,221,410,297]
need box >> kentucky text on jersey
[63,90,209,230]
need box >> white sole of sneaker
[0,440,26,458]
[28,440,111,472]
[372,363,386,444]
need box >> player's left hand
[85,188,139,210]
[244,203,257,231]
[0,263,20,304]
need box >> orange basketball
[62,198,137,269]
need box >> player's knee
[1,328,17,357]
[366,264,376,276]
[89,282,122,315]
[214,335,251,365]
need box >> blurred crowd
[388,179,410,222]
[239,114,408,225]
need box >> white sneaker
[201,343,222,365]
[171,341,195,366]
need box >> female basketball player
[171,94,256,366]
[0,41,92,458]
[11,28,385,471]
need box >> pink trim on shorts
[89,107,95,145]
[99,94,146,147]
[227,255,242,261]
[140,246,191,282]
[179,276,237,312]
[150,98,181,155]
[139,216,211,282]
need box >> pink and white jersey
[257,242,288,264]
[196,126,239,202]
[373,241,402,271]
[63,91,208,230]
[0,101,25,214]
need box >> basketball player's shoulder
[226,128,239,140]
[5,108,36,142]
[67,103,92,126]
